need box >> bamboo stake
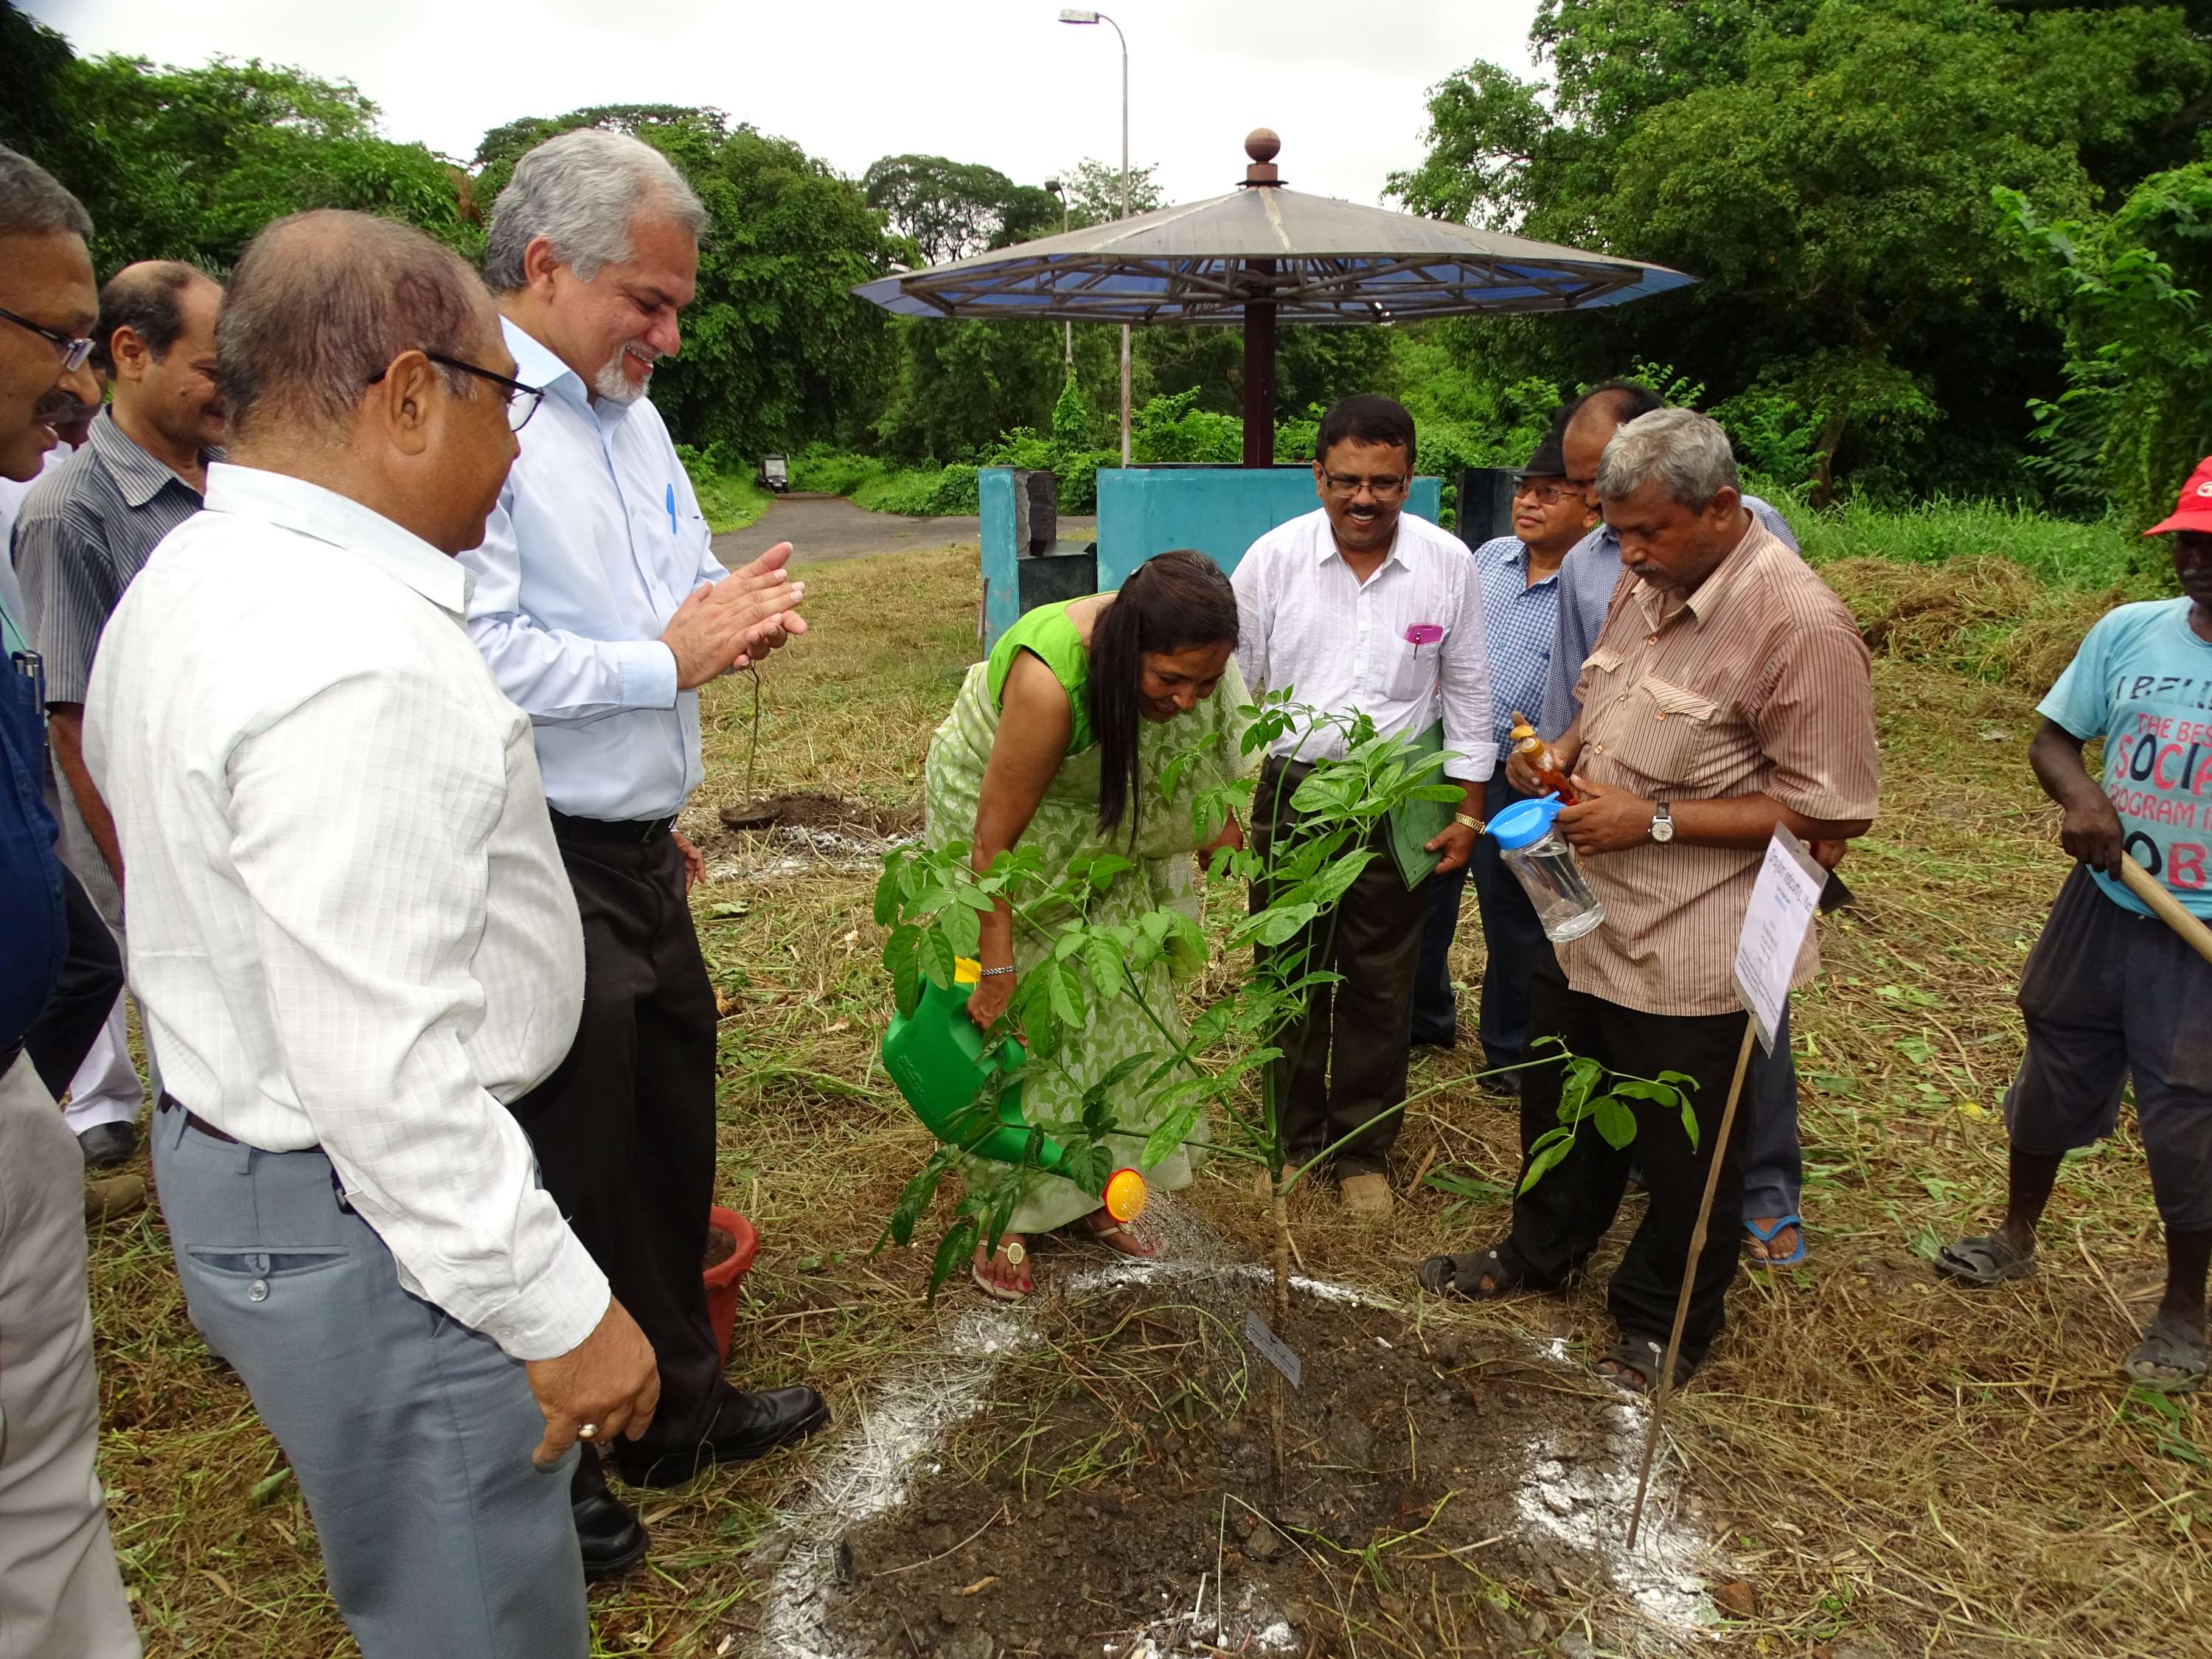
[1625,1018,1759,1551]
[2118,853,2212,968]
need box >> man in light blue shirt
[1938,467,2212,1394]
[1537,382,1811,1270]
[461,128,827,1578]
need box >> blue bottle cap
[1486,793,1564,851]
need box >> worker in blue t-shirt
[1938,459,2212,1394]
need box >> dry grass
[83,543,2206,1657]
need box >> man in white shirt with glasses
[1231,394,1494,1219]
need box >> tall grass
[1764,486,2145,591]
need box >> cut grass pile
[83,538,2205,1656]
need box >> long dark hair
[1088,549,1240,838]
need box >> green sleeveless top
[986,599,1096,754]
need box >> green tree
[1057,157,1164,227]
[473,105,898,459]
[3,22,476,274]
[863,154,1054,265]
[1387,1,2212,501]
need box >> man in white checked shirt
[1232,395,1495,1219]
[84,211,663,1659]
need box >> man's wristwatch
[1649,801,1675,844]
[1453,813,1484,833]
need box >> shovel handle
[2118,855,2212,970]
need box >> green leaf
[926,1214,981,1301]
[1593,1096,1637,1150]
[1048,960,1085,1028]
[940,901,981,959]
[1519,1134,1574,1195]
[1680,1096,1700,1152]
[884,925,921,1018]
[1141,1100,1203,1167]
[917,925,957,988]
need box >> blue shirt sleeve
[2037,614,2115,744]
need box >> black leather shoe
[574,1489,648,1579]
[619,1385,830,1489]
[1479,1069,1522,1099]
[77,1121,137,1169]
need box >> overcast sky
[25,0,1542,208]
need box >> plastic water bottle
[1486,794,1606,943]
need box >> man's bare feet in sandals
[1076,1207,1158,1259]
[972,1234,1032,1301]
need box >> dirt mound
[1822,554,2124,692]
[810,1277,1714,1658]
[719,791,921,837]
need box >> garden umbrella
[853,131,1695,468]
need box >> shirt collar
[89,408,213,510]
[1481,537,1561,590]
[501,315,595,414]
[201,462,472,618]
[1312,507,1419,574]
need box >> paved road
[711,491,1096,569]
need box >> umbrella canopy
[854,132,1695,466]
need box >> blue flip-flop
[1745,1214,1806,1268]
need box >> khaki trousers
[0,1052,139,1659]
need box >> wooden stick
[1625,1018,1759,1551]
[2118,854,2212,968]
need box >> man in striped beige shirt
[1418,408,1877,1393]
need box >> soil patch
[704,1224,737,1270]
[810,1274,1715,1658]
[719,791,921,837]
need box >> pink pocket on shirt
[1403,624,1444,646]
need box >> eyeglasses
[369,350,544,432]
[1512,479,1579,505]
[0,305,95,373]
[1321,471,1408,499]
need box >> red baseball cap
[2144,456,2212,535]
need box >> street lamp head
[1043,178,1062,195]
[1059,8,1101,22]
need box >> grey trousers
[0,1054,139,1659]
[153,1108,587,1659]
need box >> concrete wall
[1095,467,1443,588]
[980,465,1444,651]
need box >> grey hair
[0,145,92,241]
[481,129,707,293]
[1594,406,1739,509]
[217,209,486,441]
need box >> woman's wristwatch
[1453,813,1484,833]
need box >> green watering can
[880,958,1146,1222]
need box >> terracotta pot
[703,1206,760,1368]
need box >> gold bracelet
[1453,813,1484,832]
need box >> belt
[158,1092,236,1144]
[549,809,679,846]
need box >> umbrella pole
[1242,272,1276,470]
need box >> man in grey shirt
[13,260,223,1166]
[1534,381,1812,1270]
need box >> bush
[788,442,890,496]
[675,444,772,533]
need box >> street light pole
[1060,7,1131,465]
[1043,176,1072,369]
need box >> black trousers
[1251,761,1430,1179]
[1503,952,1753,1368]
[24,866,124,1099]
[1411,773,1550,1064]
[507,822,729,1492]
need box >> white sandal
[970,1237,1032,1302]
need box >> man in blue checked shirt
[1411,417,1593,1093]
[462,128,827,1577]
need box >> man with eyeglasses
[85,208,664,1658]
[1232,394,1495,1219]
[460,128,826,1577]
[1411,414,1593,1089]
[15,261,227,1174]
[0,142,142,1659]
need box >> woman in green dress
[923,549,1253,1299]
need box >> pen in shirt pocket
[1403,622,1443,665]
[665,482,678,535]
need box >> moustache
[34,389,94,425]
